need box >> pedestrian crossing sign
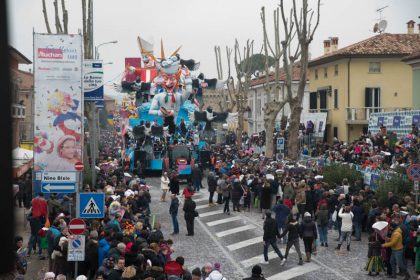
[79,193,104,218]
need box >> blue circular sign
[72,239,81,248]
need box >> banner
[369,110,420,139]
[300,112,327,138]
[84,60,103,101]
[33,33,83,172]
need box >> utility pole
[89,0,97,191]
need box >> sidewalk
[15,206,49,280]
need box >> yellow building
[308,23,420,142]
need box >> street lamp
[94,40,118,60]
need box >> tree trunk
[237,108,243,147]
[264,111,277,159]
[287,99,302,160]
[42,0,52,33]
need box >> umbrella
[372,221,388,232]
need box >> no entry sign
[69,218,86,235]
[74,161,84,171]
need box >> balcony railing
[346,107,414,123]
[11,104,26,119]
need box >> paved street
[147,176,415,280]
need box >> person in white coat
[335,205,354,251]
[160,172,170,202]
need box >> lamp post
[90,40,117,190]
[94,40,118,60]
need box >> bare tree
[232,39,254,147]
[260,0,320,160]
[283,0,320,160]
[42,0,52,33]
[214,45,236,112]
[260,6,288,158]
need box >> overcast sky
[7,0,420,85]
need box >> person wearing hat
[262,210,285,265]
[243,265,266,280]
[191,267,202,280]
[205,263,226,280]
[44,272,55,280]
[300,212,317,262]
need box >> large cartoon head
[48,90,77,116]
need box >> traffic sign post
[277,137,285,156]
[74,162,84,171]
[69,218,86,235]
[79,193,105,218]
[407,164,420,181]
[415,181,419,205]
[41,171,77,193]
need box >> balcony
[308,108,332,124]
[346,107,413,124]
[12,104,26,119]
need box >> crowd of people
[10,120,420,280]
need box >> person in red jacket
[28,193,48,258]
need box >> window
[369,62,381,73]
[333,127,338,138]
[314,69,318,80]
[334,89,338,109]
[309,92,317,110]
[324,67,328,78]
[334,64,338,76]
[365,87,381,110]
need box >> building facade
[10,46,33,149]
[247,65,309,134]
[308,22,420,142]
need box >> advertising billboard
[83,60,104,101]
[33,33,83,172]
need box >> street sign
[407,164,420,181]
[277,137,285,152]
[41,182,76,193]
[41,171,77,193]
[42,171,76,183]
[69,218,86,235]
[67,235,85,261]
[79,193,105,218]
[74,162,84,171]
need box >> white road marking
[207,216,242,227]
[196,204,210,210]
[216,225,256,237]
[193,197,209,202]
[240,248,295,268]
[198,210,225,217]
[267,262,320,280]
[227,236,262,251]
[196,213,248,278]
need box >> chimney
[407,20,415,34]
[330,37,339,52]
[323,40,331,55]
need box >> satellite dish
[378,20,387,32]
[373,23,379,33]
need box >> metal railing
[345,107,414,122]
[11,104,26,119]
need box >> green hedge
[323,163,363,188]
[375,174,412,207]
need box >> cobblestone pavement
[148,176,418,280]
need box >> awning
[12,147,33,178]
